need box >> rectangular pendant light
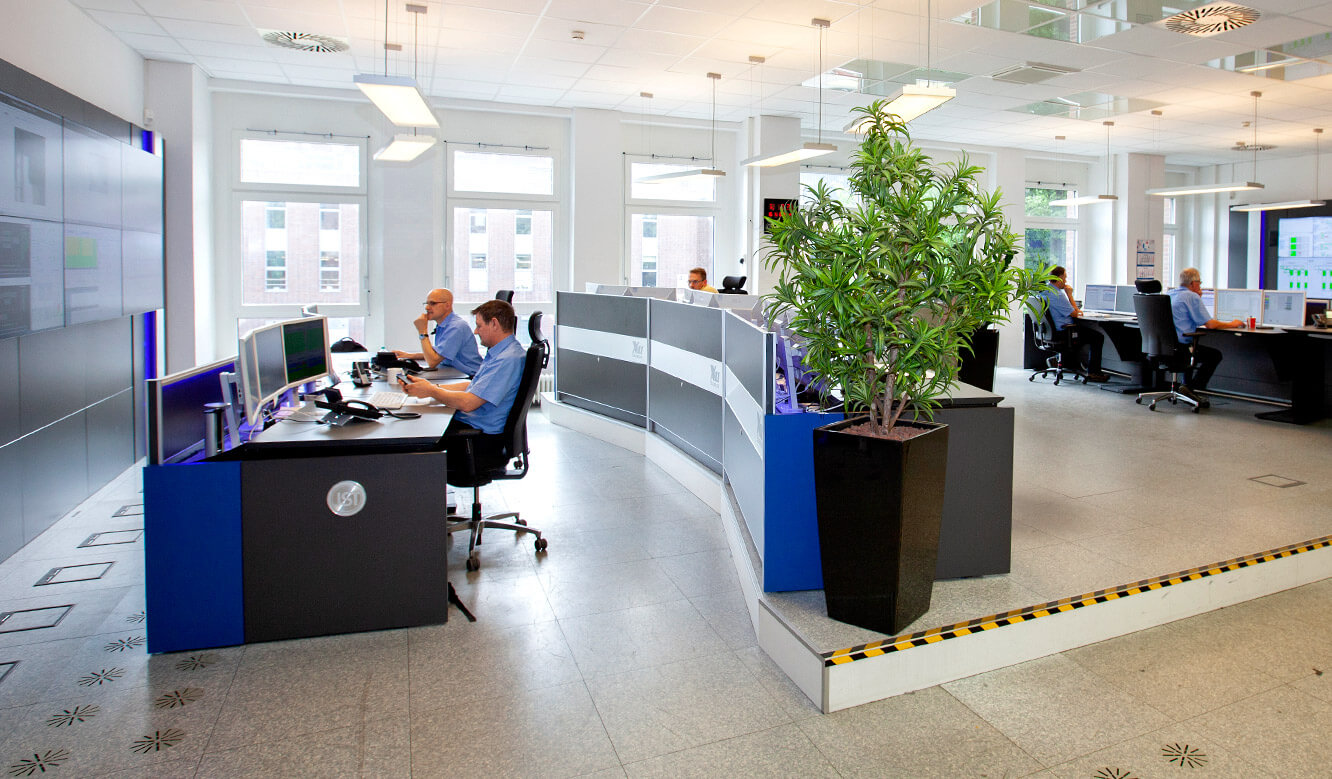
[1146,182,1263,196]
[1230,199,1324,212]
[743,142,837,168]
[373,134,436,162]
[1049,194,1118,207]
[638,168,726,183]
[846,83,955,132]
[353,74,439,128]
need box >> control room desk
[1194,325,1332,424]
[144,378,457,654]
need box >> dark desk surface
[249,376,455,447]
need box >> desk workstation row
[553,289,1016,592]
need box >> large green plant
[765,100,1048,435]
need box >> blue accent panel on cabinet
[143,462,244,653]
[763,411,842,591]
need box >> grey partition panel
[0,337,16,444]
[86,390,134,489]
[20,413,89,544]
[555,291,650,427]
[723,314,771,413]
[0,443,20,560]
[131,313,147,461]
[18,325,84,434]
[648,300,724,472]
[82,316,133,404]
[722,314,773,537]
[723,405,764,541]
[933,404,1014,579]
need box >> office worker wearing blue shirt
[1167,267,1242,403]
[393,288,483,375]
[401,299,525,479]
[1036,266,1108,381]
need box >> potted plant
[764,100,1048,634]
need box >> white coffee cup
[386,367,403,384]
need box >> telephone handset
[314,388,383,427]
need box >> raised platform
[542,392,1332,713]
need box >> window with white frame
[626,159,718,287]
[234,135,368,341]
[1024,185,1078,273]
[448,147,556,308]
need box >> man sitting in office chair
[400,299,524,479]
[1038,265,1109,382]
[1167,267,1243,407]
[393,288,483,375]
[687,267,718,293]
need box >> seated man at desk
[393,288,483,375]
[400,299,524,479]
[1038,265,1108,382]
[688,267,718,293]
[1167,267,1243,405]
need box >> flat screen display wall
[0,90,163,341]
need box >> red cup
[1247,316,1256,329]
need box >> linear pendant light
[744,19,836,167]
[1051,121,1118,207]
[639,73,726,182]
[373,133,436,161]
[1231,127,1325,212]
[1151,92,1268,197]
[355,3,438,129]
[845,0,953,132]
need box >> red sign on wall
[763,198,797,233]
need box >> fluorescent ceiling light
[743,142,837,168]
[353,74,439,128]
[844,83,956,132]
[637,168,725,182]
[1230,199,1324,212]
[1049,194,1118,207]
[1146,182,1264,196]
[373,134,437,162]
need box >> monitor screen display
[282,317,330,384]
[1083,284,1117,312]
[0,215,63,338]
[1273,214,1332,294]
[0,93,64,223]
[148,357,234,465]
[1214,289,1263,322]
[1113,285,1137,314]
[1262,290,1305,327]
[1200,288,1215,314]
[63,223,121,325]
[238,335,262,424]
[253,324,287,403]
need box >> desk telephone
[315,388,384,426]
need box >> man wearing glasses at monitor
[394,288,483,375]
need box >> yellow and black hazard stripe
[823,535,1332,667]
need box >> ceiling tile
[135,0,251,26]
[613,28,704,56]
[521,38,608,64]
[157,18,266,46]
[86,9,170,36]
[635,5,734,38]
[546,0,652,27]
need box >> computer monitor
[1200,288,1215,313]
[626,286,675,300]
[1113,285,1138,314]
[1214,288,1263,323]
[237,316,333,425]
[1262,290,1306,327]
[1082,284,1117,312]
[147,357,236,465]
[1306,298,1329,325]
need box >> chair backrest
[720,275,747,294]
[1135,278,1162,294]
[1028,302,1060,350]
[1132,293,1185,363]
[495,289,515,303]
[497,342,544,470]
[527,311,549,368]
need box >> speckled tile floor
[0,369,1329,777]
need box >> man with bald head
[394,288,483,375]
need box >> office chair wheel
[535,537,548,552]
[1149,402,1158,411]
[1135,397,1143,404]
[465,553,480,572]
[1028,374,1036,382]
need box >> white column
[1114,152,1164,285]
[570,108,624,289]
[746,114,801,296]
[992,146,1028,368]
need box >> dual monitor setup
[1081,283,1322,329]
[147,315,335,465]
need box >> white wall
[0,0,144,125]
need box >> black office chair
[1027,307,1088,385]
[446,325,549,571]
[1131,293,1201,413]
[494,289,515,303]
[1135,278,1162,294]
[719,275,747,294]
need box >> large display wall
[0,57,160,561]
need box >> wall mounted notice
[1135,239,1156,280]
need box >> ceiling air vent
[259,30,350,53]
[1163,3,1260,37]
[990,62,1078,85]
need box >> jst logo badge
[326,480,367,517]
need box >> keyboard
[368,391,409,409]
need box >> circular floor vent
[260,30,350,53]
[1164,4,1260,37]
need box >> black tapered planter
[812,416,949,635]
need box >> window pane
[1163,197,1177,225]
[1024,228,1076,272]
[630,163,717,202]
[630,213,713,287]
[799,171,854,206]
[241,200,361,305]
[240,316,364,344]
[454,151,554,195]
[451,207,554,306]
[1162,233,1175,286]
[239,139,360,188]
[1025,187,1073,218]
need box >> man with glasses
[687,268,717,293]
[394,288,483,375]
[1168,267,1242,407]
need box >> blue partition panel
[144,462,244,653]
[762,411,842,592]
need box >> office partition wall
[721,313,772,551]
[648,300,724,473]
[554,291,649,426]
